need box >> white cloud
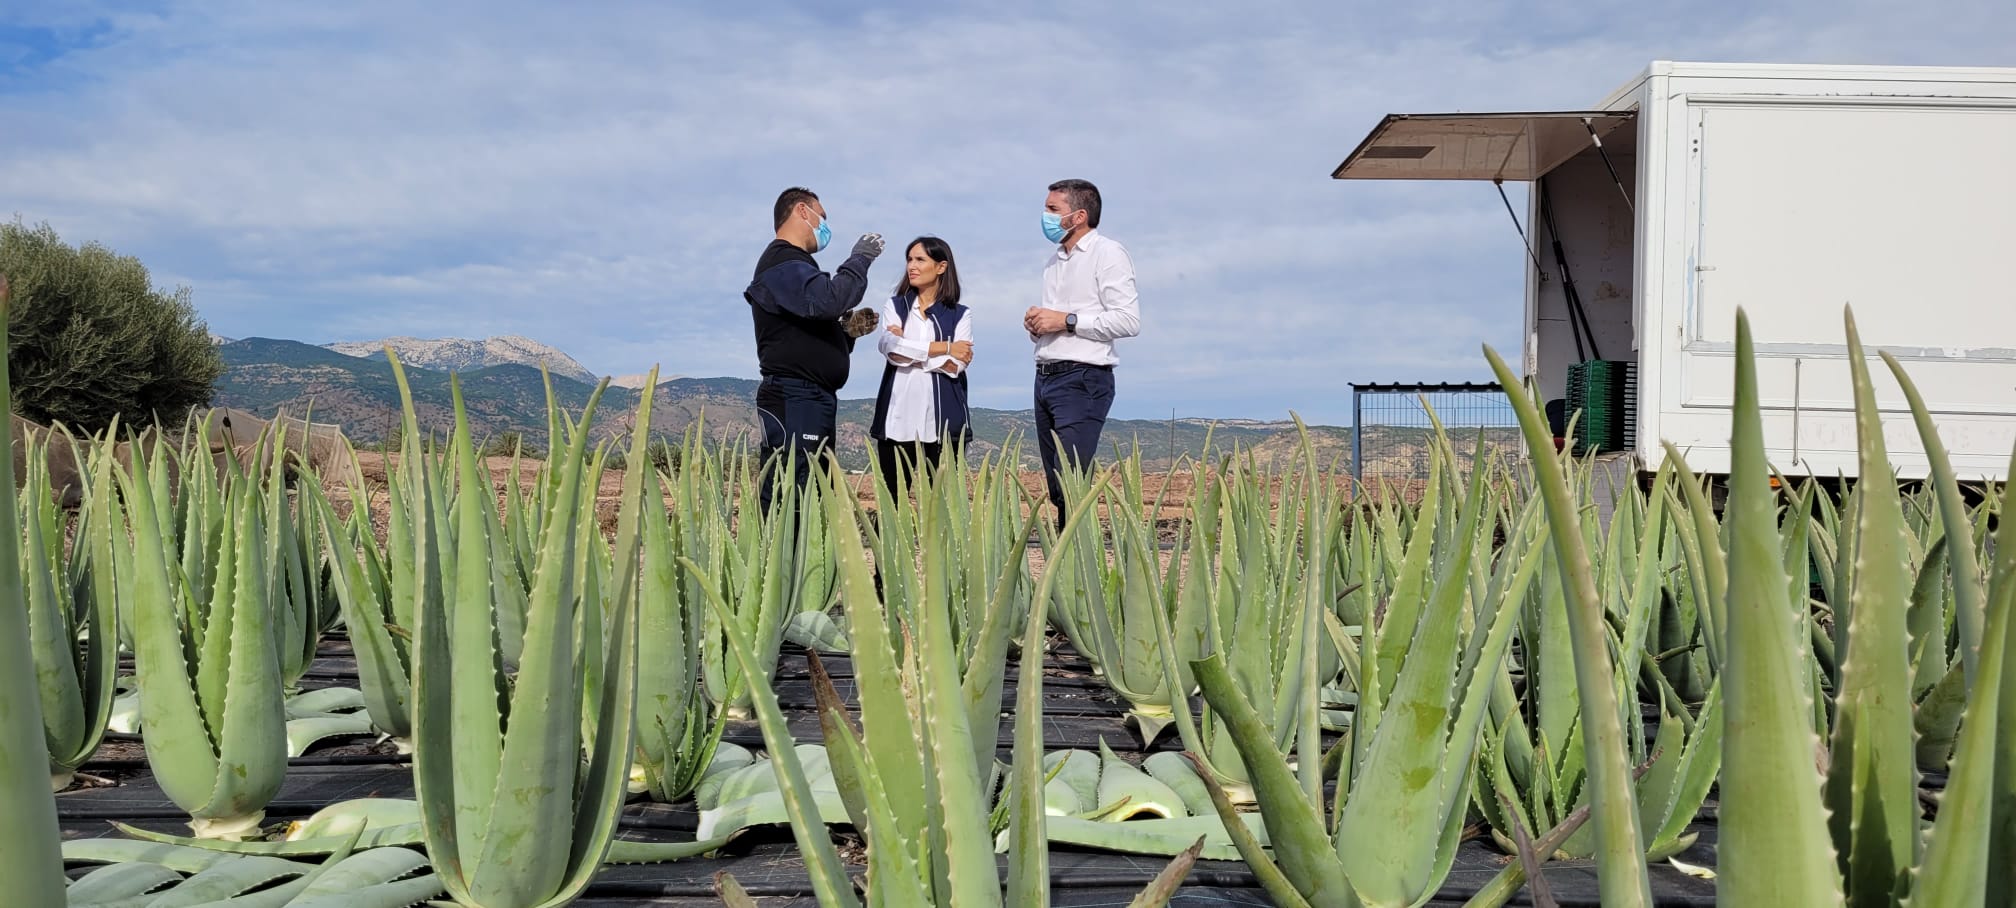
[2,0,2010,426]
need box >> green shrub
[1,220,224,432]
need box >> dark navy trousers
[756,375,836,516]
[1034,362,1115,528]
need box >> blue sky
[2,1,2009,426]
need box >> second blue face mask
[814,218,833,252]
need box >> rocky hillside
[325,335,599,385]
[213,336,1508,473]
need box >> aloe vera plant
[0,273,69,902]
[692,436,827,719]
[1043,450,1193,743]
[867,440,1036,678]
[119,411,290,839]
[20,428,120,790]
[1696,306,2016,906]
[1470,458,1722,869]
[611,369,725,803]
[1794,395,1993,772]
[269,423,335,691]
[1484,344,1655,906]
[1148,428,1361,803]
[395,361,645,908]
[1187,428,1544,908]
[308,460,413,751]
[704,459,1205,906]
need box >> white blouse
[876,298,972,444]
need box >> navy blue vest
[869,293,972,445]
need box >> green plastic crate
[1566,360,1636,455]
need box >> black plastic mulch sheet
[575,832,1717,905]
[58,764,417,821]
[67,641,1723,905]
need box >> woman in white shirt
[869,236,975,493]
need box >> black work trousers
[756,375,836,516]
[874,438,943,497]
[1034,361,1115,529]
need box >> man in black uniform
[746,187,885,512]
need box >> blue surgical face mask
[1041,211,1069,244]
[812,215,833,252]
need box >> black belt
[1036,360,1111,376]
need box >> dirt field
[327,452,1408,561]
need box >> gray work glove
[842,307,879,338]
[851,233,886,260]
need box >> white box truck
[1332,61,2016,483]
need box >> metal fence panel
[1351,382,1521,500]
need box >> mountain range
[322,335,599,385]
[218,335,1495,472]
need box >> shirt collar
[1057,228,1102,259]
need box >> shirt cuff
[888,337,932,363]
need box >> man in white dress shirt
[1023,178,1141,528]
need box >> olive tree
[1,220,224,432]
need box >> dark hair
[773,187,819,230]
[893,236,961,306]
[1048,178,1101,229]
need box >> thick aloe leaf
[1124,836,1207,908]
[820,479,929,844]
[1007,475,1113,908]
[24,435,117,783]
[130,854,318,907]
[1881,351,1987,685]
[1647,684,1723,853]
[1190,653,1349,902]
[1909,455,2010,904]
[65,862,184,904]
[117,821,422,860]
[631,413,720,804]
[1022,813,1262,861]
[690,563,861,908]
[1826,311,1923,907]
[284,714,377,757]
[1096,739,1189,820]
[957,498,1045,781]
[1485,343,1651,907]
[1984,449,2016,906]
[288,873,449,908]
[1144,751,1218,818]
[602,836,738,864]
[284,798,419,841]
[149,828,363,908]
[817,685,930,907]
[907,478,1004,908]
[1184,751,1314,908]
[784,611,851,652]
[1041,749,1101,815]
[310,482,411,747]
[1913,661,1969,771]
[0,327,67,908]
[64,839,255,872]
[289,846,431,898]
[1715,311,1845,906]
[715,873,759,908]
[284,687,367,717]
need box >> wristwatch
[1065,313,1078,335]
